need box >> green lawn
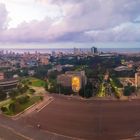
[0,99,12,108]
[3,96,42,116]
[31,80,45,87]
[17,96,41,113]
[22,77,46,87]
[0,78,44,116]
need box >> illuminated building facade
[57,71,87,92]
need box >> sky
[0,0,140,46]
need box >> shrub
[29,88,35,94]
[9,102,15,112]
[17,95,30,104]
[1,106,8,112]
[40,96,44,101]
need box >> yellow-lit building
[57,71,87,92]
[72,76,81,92]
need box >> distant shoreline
[0,47,140,54]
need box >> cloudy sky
[0,0,140,44]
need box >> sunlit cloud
[0,0,140,43]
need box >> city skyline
[0,0,140,46]
[1,1,140,139]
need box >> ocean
[0,42,140,54]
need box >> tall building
[52,51,56,57]
[91,46,98,54]
[73,48,81,55]
[135,72,140,88]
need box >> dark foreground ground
[21,95,140,140]
[0,124,27,140]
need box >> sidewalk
[10,94,53,120]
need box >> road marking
[37,97,54,113]
[42,129,85,140]
[0,124,33,140]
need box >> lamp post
[59,84,61,94]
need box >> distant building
[27,59,38,67]
[0,72,4,81]
[91,46,98,54]
[114,66,132,72]
[136,66,140,72]
[52,51,56,57]
[0,78,19,91]
[55,65,63,72]
[73,48,81,55]
[40,56,49,65]
[20,60,26,68]
[104,71,109,81]
[135,73,140,88]
[13,74,19,78]
[28,70,35,76]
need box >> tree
[17,95,30,104]
[59,85,73,95]
[47,79,59,93]
[40,96,44,101]
[29,88,35,94]
[44,82,49,91]
[19,85,29,94]
[9,89,18,99]
[17,83,22,90]
[9,102,15,112]
[0,88,7,101]
[1,106,8,112]
[84,81,93,98]
[85,89,92,98]
[10,102,21,113]
[123,84,134,96]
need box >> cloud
[1,0,140,43]
[48,0,140,30]
[0,3,8,30]
[85,23,140,42]
[36,0,140,41]
[0,17,53,42]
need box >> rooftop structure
[114,66,132,72]
[0,78,19,90]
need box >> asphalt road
[0,124,28,140]
[0,114,72,140]
[22,94,140,140]
[1,94,140,140]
